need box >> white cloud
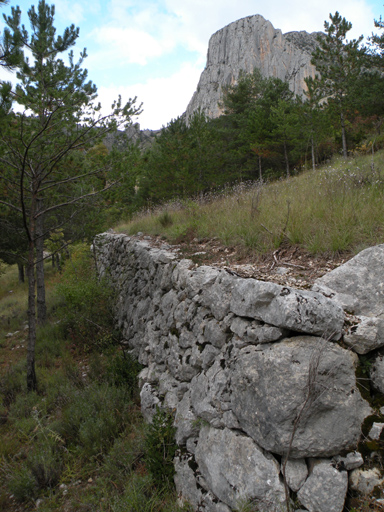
[92,27,166,65]
[96,61,203,130]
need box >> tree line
[128,12,384,209]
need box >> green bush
[8,466,37,502]
[55,244,118,352]
[103,427,145,486]
[0,361,26,407]
[28,438,63,490]
[55,382,134,458]
[144,407,177,489]
[106,353,142,393]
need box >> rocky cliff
[186,14,321,122]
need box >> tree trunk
[258,155,263,182]
[284,141,290,178]
[18,262,24,283]
[26,240,37,391]
[311,135,316,172]
[340,111,348,159]
[36,199,46,325]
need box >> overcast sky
[1,0,384,129]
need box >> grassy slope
[0,258,186,512]
[117,151,384,257]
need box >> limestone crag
[186,15,320,122]
[94,233,384,512]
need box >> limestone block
[344,316,384,354]
[204,318,230,348]
[369,423,384,441]
[190,361,230,422]
[140,383,160,423]
[174,454,203,510]
[229,336,371,458]
[230,278,344,339]
[313,244,384,317]
[195,426,286,511]
[282,459,308,492]
[184,266,221,298]
[370,354,384,394]
[174,392,200,445]
[349,467,384,494]
[333,451,364,470]
[297,459,348,512]
[201,272,234,321]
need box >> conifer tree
[311,12,364,158]
[0,0,141,390]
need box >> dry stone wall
[94,233,384,512]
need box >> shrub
[106,353,142,394]
[144,407,177,488]
[8,466,37,502]
[56,382,134,458]
[55,244,118,353]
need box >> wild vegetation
[0,247,187,511]
[117,150,384,258]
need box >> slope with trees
[0,0,141,390]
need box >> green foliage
[55,382,134,458]
[144,407,177,489]
[105,352,142,392]
[56,243,118,352]
[8,466,37,502]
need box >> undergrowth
[0,251,186,512]
[116,151,384,256]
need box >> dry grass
[116,151,384,256]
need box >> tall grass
[117,151,384,256]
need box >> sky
[1,0,384,130]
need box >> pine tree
[311,12,364,158]
[0,0,141,391]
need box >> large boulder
[195,426,286,512]
[229,336,371,458]
[230,279,344,339]
[313,244,384,317]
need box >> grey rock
[333,452,364,471]
[344,315,384,354]
[174,454,202,509]
[230,278,344,339]
[370,355,384,394]
[297,459,348,512]
[282,459,308,492]
[186,15,319,122]
[200,492,232,512]
[174,391,200,445]
[349,468,384,494]
[195,426,286,511]
[201,272,234,320]
[229,336,371,458]
[313,244,384,317]
[369,423,384,441]
[190,361,229,422]
[185,266,221,298]
[204,318,230,348]
[140,383,160,423]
